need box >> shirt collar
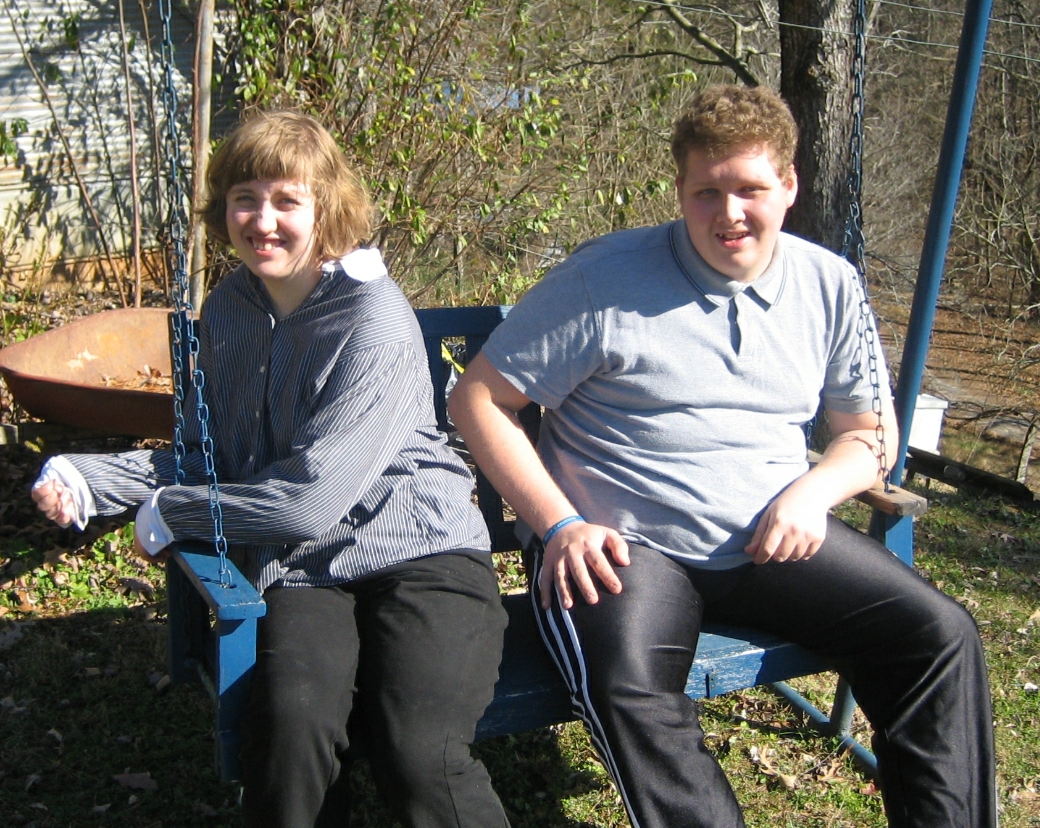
[321,247,388,282]
[670,220,786,308]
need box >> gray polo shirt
[483,220,890,569]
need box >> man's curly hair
[671,85,798,180]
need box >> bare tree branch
[657,0,760,86]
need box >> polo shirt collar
[670,219,786,308]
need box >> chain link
[841,0,890,493]
[159,0,232,585]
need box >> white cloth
[33,456,97,530]
[35,456,172,557]
[134,491,174,557]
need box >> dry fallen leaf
[12,588,36,613]
[43,548,72,569]
[0,623,24,651]
[194,801,218,817]
[24,772,41,791]
[117,576,155,601]
[112,771,158,791]
[47,728,62,743]
[1,695,27,713]
[814,759,844,783]
[92,803,112,814]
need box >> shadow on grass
[0,608,610,828]
[1,608,240,827]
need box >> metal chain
[841,0,890,493]
[159,0,232,585]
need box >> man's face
[676,145,797,284]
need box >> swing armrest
[169,542,267,621]
[807,451,927,517]
[166,542,265,781]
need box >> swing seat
[166,305,927,781]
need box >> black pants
[529,516,996,828]
[240,551,511,828]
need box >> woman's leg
[240,585,360,828]
[529,542,746,828]
[705,516,996,828]
[354,551,510,828]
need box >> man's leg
[706,515,996,828]
[529,543,746,828]
[240,585,360,828]
[354,550,510,828]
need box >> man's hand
[32,479,77,528]
[744,483,828,564]
[539,522,630,609]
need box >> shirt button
[255,410,261,418]
[248,455,254,463]
[259,365,266,373]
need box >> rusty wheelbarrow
[0,308,176,439]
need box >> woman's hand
[32,479,77,528]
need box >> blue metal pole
[890,0,994,484]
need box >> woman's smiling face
[226,178,322,316]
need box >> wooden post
[190,0,215,311]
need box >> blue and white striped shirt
[63,251,490,592]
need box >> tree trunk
[778,0,855,253]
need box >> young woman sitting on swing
[31,110,511,828]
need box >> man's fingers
[540,523,625,609]
[586,550,622,596]
[567,556,603,606]
[605,531,631,567]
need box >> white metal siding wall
[0,0,195,274]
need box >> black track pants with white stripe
[528,516,996,828]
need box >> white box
[907,394,949,453]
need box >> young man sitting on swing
[32,111,511,828]
[449,84,995,828]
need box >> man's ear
[784,166,798,208]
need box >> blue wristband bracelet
[542,515,586,546]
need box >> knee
[913,589,983,655]
[243,671,348,758]
[377,730,477,791]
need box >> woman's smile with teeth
[226,178,322,310]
